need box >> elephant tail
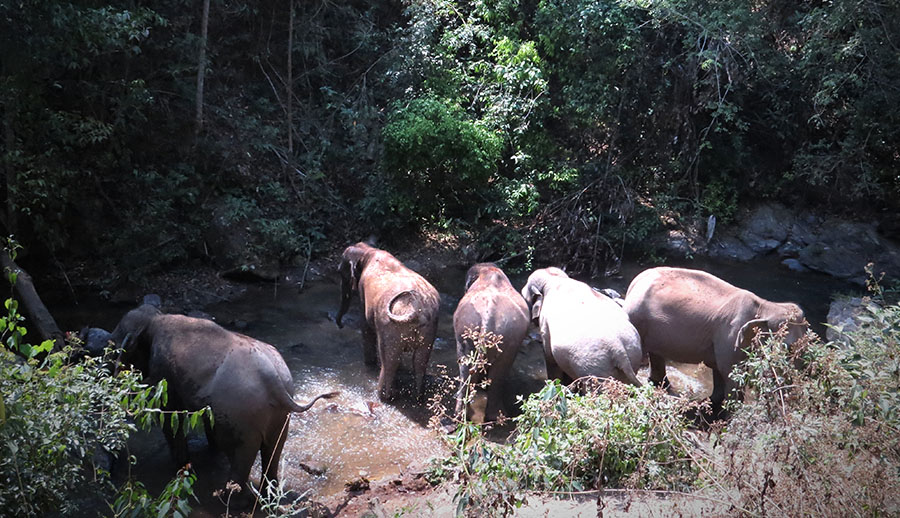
[287,391,340,413]
[615,354,643,387]
[387,290,419,323]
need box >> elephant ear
[528,284,544,325]
[736,318,769,352]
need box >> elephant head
[336,242,374,328]
[464,262,507,292]
[521,267,568,324]
[109,303,161,371]
[737,301,808,352]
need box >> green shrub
[432,379,700,517]
[380,96,503,226]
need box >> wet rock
[79,327,112,356]
[186,310,214,321]
[738,203,794,254]
[826,297,878,343]
[360,497,387,518]
[781,258,808,273]
[142,294,162,308]
[664,230,694,257]
[345,472,370,492]
[797,219,900,282]
[708,235,756,261]
[298,461,328,477]
[231,319,249,331]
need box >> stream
[54,256,862,514]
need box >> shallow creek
[58,256,861,513]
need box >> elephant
[78,326,112,357]
[623,266,808,414]
[109,303,337,503]
[335,242,440,402]
[453,263,529,422]
[520,267,643,387]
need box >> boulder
[826,297,878,343]
[781,258,808,272]
[203,201,279,282]
[708,235,756,261]
[738,203,794,254]
[797,219,900,282]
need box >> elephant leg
[203,415,217,452]
[377,340,400,401]
[412,344,432,401]
[362,324,377,366]
[225,441,260,508]
[163,413,189,466]
[648,352,670,389]
[710,368,732,419]
[259,416,289,498]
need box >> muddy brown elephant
[335,242,440,401]
[521,267,643,386]
[623,266,808,414]
[110,304,337,502]
[453,263,529,423]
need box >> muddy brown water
[53,256,860,515]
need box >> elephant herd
[100,241,810,506]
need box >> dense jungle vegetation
[2,0,899,283]
[1,1,900,516]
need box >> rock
[826,297,878,343]
[781,258,808,273]
[203,201,280,282]
[360,498,387,518]
[708,236,756,261]
[797,219,900,282]
[186,310,214,321]
[142,294,162,308]
[664,230,694,257]
[79,327,112,356]
[738,203,794,254]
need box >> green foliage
[380,96,502,225]
[0,246,208,517]
[433,380,699,517]
[110,466,198,518]
[0,345,157,517]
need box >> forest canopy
[1,0,898,279]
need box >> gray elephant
[110,304,337,503]
[336,242,440,401]
[521,267,643,386]
[623,266,808,414]
[453,263,529,423]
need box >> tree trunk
[2,106,16,236]
[287,0,294,154]
[1,254,63,350]
[194,0,211,136]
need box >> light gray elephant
[336,242,440,402]
[453,263,529,423]
[110,304,337,503]
[623,266,808,414]
[521,267,643,386]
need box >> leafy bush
[712,301,900,516]
[432,379,700,517]
[380,96,503,226]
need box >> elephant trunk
[336,259,352,328]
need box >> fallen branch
[1,254,64,351]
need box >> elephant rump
[387,290,419,323]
